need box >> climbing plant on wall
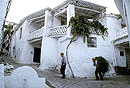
[69,15,108,42]
[66,15,108,78]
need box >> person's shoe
[95,78,99,80]
[100,78,103,80]
[62,76,65,79]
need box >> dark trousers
[95,68,103,80]
[60,64,66,78]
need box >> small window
[87,37,97,48]
[19,27,22,39]
[124,4,127,17]
[120,51,124,56]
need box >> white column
[67,4,75,37]
[44,10,53,29]
[67,4,75,25]
[40,9,58,69]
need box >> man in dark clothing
[60,53,66,78]
[93,57,103,80]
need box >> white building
[10,0,130,77]
[114,0,130,74]
[0,0,10,47]
[114,0,130,46]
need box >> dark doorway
[33,48,41,63]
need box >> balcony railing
[28,28,43,41]
[48,25,67,37]
[116,27,128,39]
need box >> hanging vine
[66,15,108,78]
[69,15,108,42]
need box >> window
[120,51,124,56]
[124,4,127,17]
[19,27,22,39]
[87,37,97,48]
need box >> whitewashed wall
[57,35,114,77]
[20,21,35,64]
[40,37,58,69]
[10,20,36,64]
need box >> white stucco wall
[57,34,115,77]
[40,37,58,69]
[10,20,37,64]
[20,21,35,64]
[0,0,10,46]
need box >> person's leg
[95,68,99,80]
[60,65,63,74]
[62,65,66,78]
[99,71,103,80]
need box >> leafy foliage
[69,15,108,42]
[2,24,13,41]
[114,14,122,20]
[1,22,15,56]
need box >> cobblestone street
[4,57,130,88]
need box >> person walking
[92,56,109,80]
[60,53,66,79]
[92,57,103,80]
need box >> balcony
[28,25,67,43]
[116,27,128,39]
[114,27,129,45]
[28,28,43,43]
[48,25,67,37]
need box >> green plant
[114,14,122,20]
[1,22,14,57]
[69,15,108,43]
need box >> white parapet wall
[5,66,49,88]
[0,64,4,88]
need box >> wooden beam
[54,8,67,17]
[33,19,44,24]
[75,6,100,13]
[76,12,93,18]
[28,15,45,23]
